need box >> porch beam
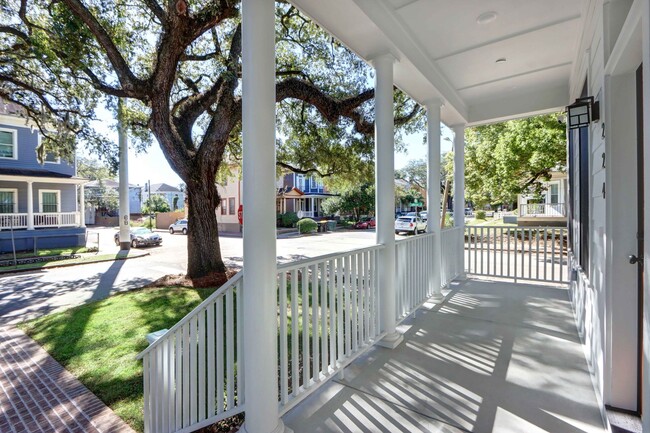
[373,53,403,349]
[452,124,466,277]
[425,99,443,301]
[26,181,34,230]
[240,0,289,432]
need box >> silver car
[394,216,426,235]
[169,219,188,234]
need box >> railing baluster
[320,261,328,375]
[197,309,206,422]
[351,253,358,353]
[551,229,556,281]
[279,271,288,403]
[225,289,234,409]
[207,303,215,418]
[216,297,224,414]
[311,263,319,383]
[336,258,344,362]
[328,259,336,370]
[358,252,365,344]
[302,265,310,387]
[291,270,299,396]
[182,323,190,427]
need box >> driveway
[0,228,380,325]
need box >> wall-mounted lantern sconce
[566,96,600,130]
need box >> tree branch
[276,161,334,178]
[276,77,375,134]
[60,0,148,96]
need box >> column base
[376,332,404,349]
[240,419,293,433]
[430,292,444,302]
[119,242,131,251]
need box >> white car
[394,216,426,235]
[169,219,188,234]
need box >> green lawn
[19,286,215,432]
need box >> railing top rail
[465,225,568,230]
[441,226,463,233]
[136,272,243,359]
[395,232,435,246]
[277,243,385,272]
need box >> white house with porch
[136,1,650,433]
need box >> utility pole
[118,99,131,250]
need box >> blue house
[0,103,87,253]
[276,173,336,218]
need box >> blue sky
[82,106,454,187]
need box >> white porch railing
[136,274,244,433]
[519,203,565,217]
[0,212,81,230]
[395,233,435,321]
[465,226,568,283]
[277,245,383,414]
[441,227,464,286]
[0,213,28,229]
[33,212,80,228]
[297,210,314,218]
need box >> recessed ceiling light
[476,11,498,24]
[495,58,507,64]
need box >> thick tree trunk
[186,179,227,280]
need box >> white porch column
[426,99,443,300]
[79,184,86,228]
[641,0,650,428]
[118,99,131,250]
[241,0,288,432]
[373,53,403,349]
[26,181,34,230]
[452,124,466,276]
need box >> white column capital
[451,123,466,134]
[370,52,398,67]
[423,98,445,110]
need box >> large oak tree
[0,0,420,281]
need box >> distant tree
[77,157,113,181]
[142,195,171,214]
[321,184,374,221]
[458,114,566,208]
[78,157,118,211]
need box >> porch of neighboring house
[0,173,87,252]
[517,173,568,227]
[277,189,330,219]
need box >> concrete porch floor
[283,278,607,433]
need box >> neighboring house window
[0,189,17,213]
[221,199,227,215]
[44,152,60,164]
[0,128,17,159]
[296,174,305,191]
[549,183,559,204]
[228,198,235,215]
[39,190,60,213]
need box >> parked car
[353,217,376,229]
[169,218,188,234]
[394,216,426,235]
[114,227,163,248]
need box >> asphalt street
[0,227,380,325]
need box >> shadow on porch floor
[283,278,606,433]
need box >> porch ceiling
[290,0,587,126]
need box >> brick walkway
[0,326,135,433]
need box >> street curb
[0,251,151,276]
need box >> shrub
[475,210,486,220]
[297,218,318,234]
[280,212,299,228]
